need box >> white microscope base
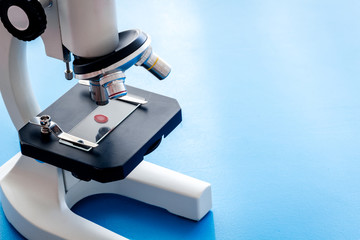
[0,154,212,240]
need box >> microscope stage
[18,84,182,183]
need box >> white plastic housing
[0,154,211,240]
[58,0,119,58]
[0,22,40,130]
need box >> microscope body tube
[57,0,119,58]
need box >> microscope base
[0,154,212,240]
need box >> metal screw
[39,115,51,135]
[64,62,73,80]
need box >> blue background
[1,1,360,239]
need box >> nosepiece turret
[73,29,171,105]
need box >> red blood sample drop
[94,114,108,124]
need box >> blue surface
[1,1,360,239]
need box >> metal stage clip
[30,115,99,149]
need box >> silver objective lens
[101,71,127,99]
[136,46,171,80]
[89,71,127,105]
[89,80,109,106]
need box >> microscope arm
[0,24,40,131]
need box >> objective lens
[136,47,171,80]
[105,79,127,99]
[89,80,109,105]
[100,71,127,100]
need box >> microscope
[0,0,212,239]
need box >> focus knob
[0,0,47,41]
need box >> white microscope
[0,0,212,239]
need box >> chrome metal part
[100,71,127,99]
[105,79,127,99]
[64,61,73,80]
[56,132,98,148]
[88,71,127,105]
[90,71,127,106]
[78,80,148,105]
[99,71,125,86]
[30,116,98,148]
[39,115,51,134]
[78,80,90,86]
[118,94,148,105]
[137,47,171,80]
[89,80,109,105]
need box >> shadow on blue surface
[72,193,215,240]
[0,205,26,240]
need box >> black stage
[18,84,182,183]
